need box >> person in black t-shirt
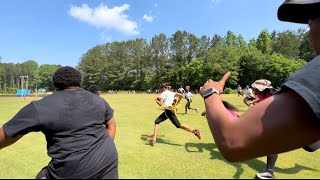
[0,66,118,179]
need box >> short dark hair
[86,85,100,94]
[222,101,238,112]
[160,82,170,89]
[52,66,82,91]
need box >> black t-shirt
[3,88,118,178]
[277,56,320,152]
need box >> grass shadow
[141,134,183,147]
[274,164,318,174]
[185,143,318,178]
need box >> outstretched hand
[199,72,231,97]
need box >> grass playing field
[0,93,319,178]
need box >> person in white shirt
[147,83,201,145]
[243,85,256,106]
[184,86,198,114]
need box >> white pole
[21,76,24,98]
[26,76,28,90]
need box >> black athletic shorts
[155,109,181,128]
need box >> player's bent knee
[174,123,181,128]
[155,119,161,124]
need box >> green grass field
[0,94,319,179]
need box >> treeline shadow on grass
[141,134,183,147]
[185,143,318,179]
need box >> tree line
[0,28,313,94]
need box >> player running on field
[184,86,198,114]
[147,83,201,145]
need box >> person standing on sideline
[178,85,185,94]
[246,79,279,179]
[86,84,101,96]
[243,85,255,107]
[0,66,118,179]
[198,0,320,162]
[184,86,199,114]
[236,84,244,98]
[147,83,201,145]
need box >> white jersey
[158,90,176,107]
[245,88,253,98]
[185,92,193,100]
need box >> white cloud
[68,4,139,35]
[143,14,154,23]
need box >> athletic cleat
[193,129,201,140]
[195,108,198,113]
[255,170,275,179]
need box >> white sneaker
[256,170,275,179]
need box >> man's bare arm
[175,93,184,104]
[204,90,320,162]
[0,127,22,150]
[105,117,116,140]
[155,97,163,106]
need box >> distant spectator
[236,85,244,98]
[243,85,255,107]
[86,85,100,96]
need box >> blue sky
[0,0,307,67]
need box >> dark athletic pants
[186,99,192,109]
[155,109,181,128]
[266,154,278,171]
[35,165,119,179]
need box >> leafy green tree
[248,38,257,48]
[38,64,61,91]
[170,30,189,64]
[186,33,199,63]
[298,29,315,62]
[272,30,301,59]
[197,35,211,58]
[203,45,240,87]
[181,59,204,89]
[150,33,170,83]
[21,60,39,89]
[236,34,247,48]
[33,69,41,96]
[210,34,224,48]
[256,29,272,54]
[238,47,267,86]
[225,30,237,47]
[265,54,306,86]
